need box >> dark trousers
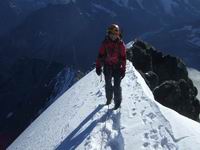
[104,66,122,107]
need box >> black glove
[96,67,102,76]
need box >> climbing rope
[100,104,110,150]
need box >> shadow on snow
[56,104,110,150]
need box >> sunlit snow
[8,61,200,150]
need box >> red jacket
[96,37,126,71]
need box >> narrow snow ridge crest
[9,61,200,150]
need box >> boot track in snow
[8,61,200,150]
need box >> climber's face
[109,33,118,41]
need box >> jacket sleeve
[120,42,126,71]
[96,42,106,69]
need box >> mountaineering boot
[106,99,112,105]
[113,104,120,110]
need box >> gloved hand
[120,68,125,79]
[96,67,102,76]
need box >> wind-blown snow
[112,0,180,14]
[49,0,76,4]
[92,3,116,17]
[126,41,134,49]
[189,37,200,47]
[112,0,129,7]
[136,0,144,9]
[183,0,189,4]
[9,61,200,150]
[51,67,76,99]
[160,0,178,15]
[170,26,192,33]
[189,28,200,47]
[169,25,200,47]
[45,67,76,110]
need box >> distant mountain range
[0,57,79,148]
[143,20,200,69]
[8,60,200,150]
[1,0,200,69]
[0,0,200,148]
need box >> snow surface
[126,41,134,49]
[9,61,200,150]
[51,67,76,100]
[188,68,200,100]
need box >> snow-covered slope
[188,68,200,100]
[8,61,200,150]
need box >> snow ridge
[8,61,200,150]
[56,62,179,150]
[123,64,178,149]
[84,108,124,150]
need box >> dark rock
[153,79,199,120]
[127,39,200,121]
[153,80,181,109]
[138,70,159,91]
[127,40,152,72]
[151,53,188,83]
[144,71,159,90]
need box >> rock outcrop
[127,39,200,121]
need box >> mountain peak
[8,61,200,150]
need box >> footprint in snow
[146,112,157,120]
[132,112,137,116]
[95,90,103,97]
[143,142,150,147]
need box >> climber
[96,24,126,110]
